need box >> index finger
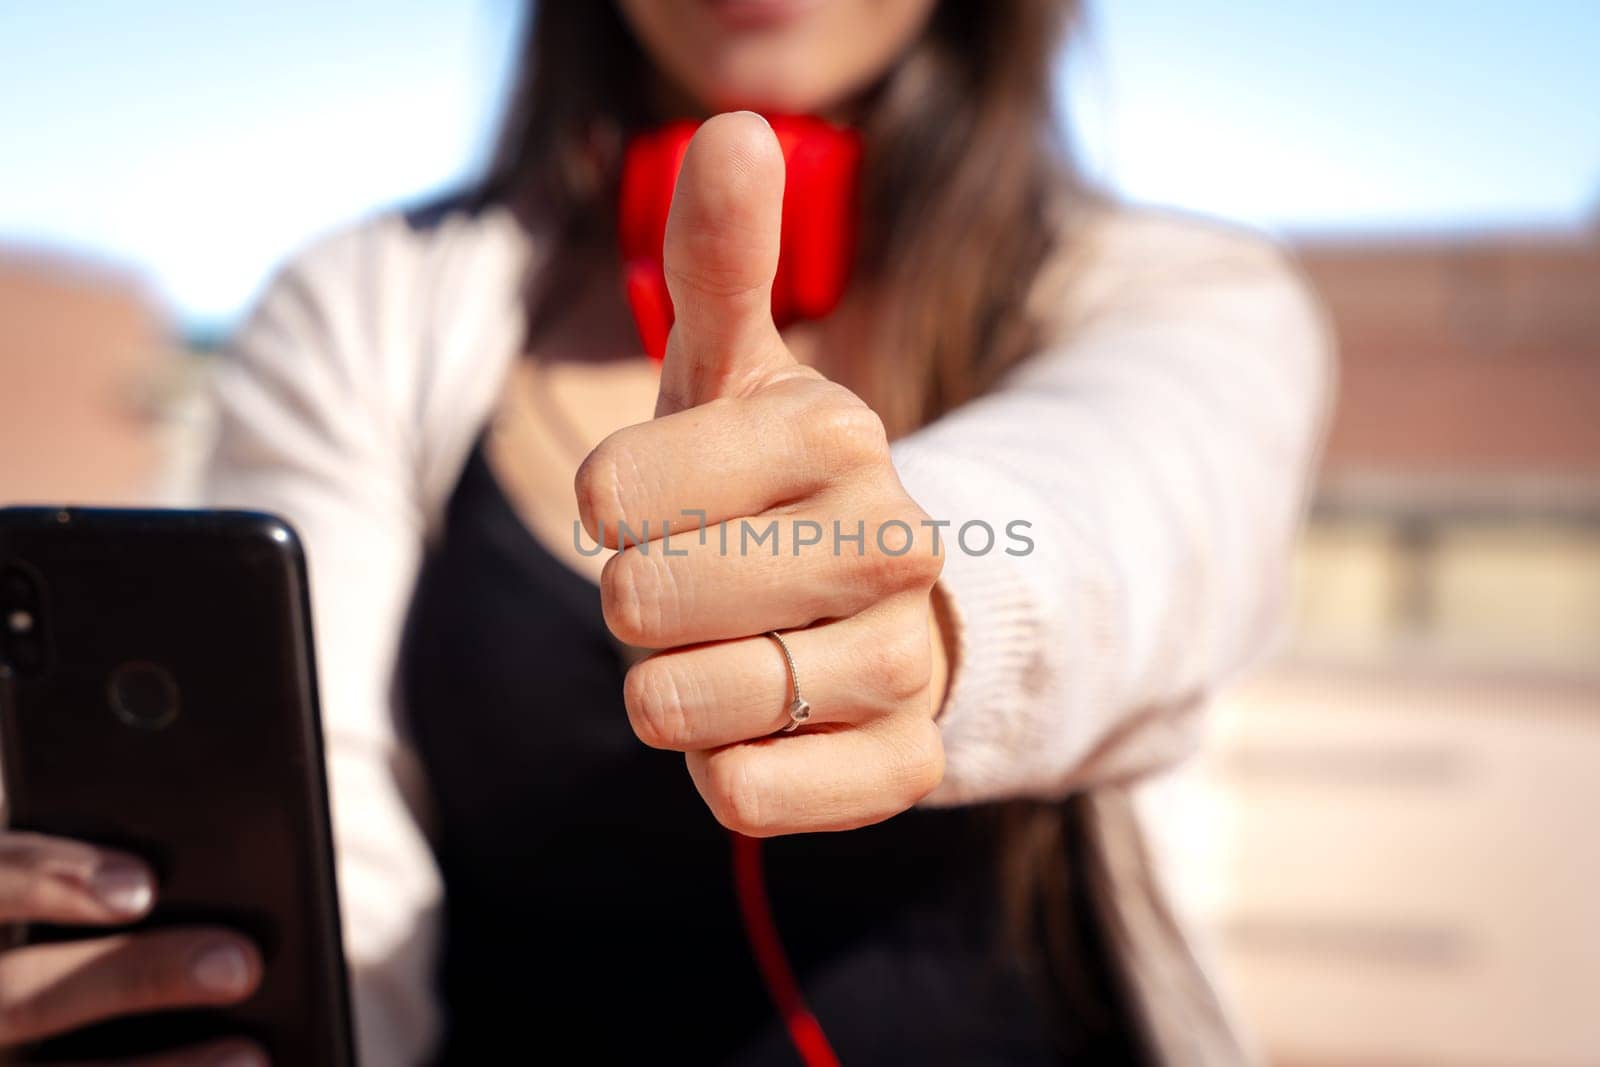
[0,831,155,925]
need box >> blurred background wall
[0,253,176,504]
[1184,230,1600,1066]
[2,3,1596,1064]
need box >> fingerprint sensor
[108,662,180,730]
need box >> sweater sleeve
[201,222,445,1065]
[897,214,1334,806]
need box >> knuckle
[624,659,693,750]
[917,536,947,587]
[852,544,904,600]
[897,720,947,805]
[855,509,938,596]
[600,550,662,647]
[900,506,946,587]
[809,391,890,472]
[878,620,933,704]
[574,435,633,537]
[704,752,769,837]
[908,516,949,589]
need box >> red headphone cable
[730,831,842,1067]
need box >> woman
[0,2,1330,1063]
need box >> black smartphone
[0,507,355,1065]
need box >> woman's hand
[576,112,948,837]
[0,831,265,1065]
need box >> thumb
[656,111,795,417]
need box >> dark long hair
[480,0,1083,435]
[477,0,1122,1048]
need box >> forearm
[897,232,1333,804]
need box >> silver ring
[765,630,812,733]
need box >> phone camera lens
[108,661,181,730]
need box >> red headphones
[619,114,863,360]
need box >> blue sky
[1,1,1596,327]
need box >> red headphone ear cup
[768,120,803,329]
[619,115,860,358]
[784,123,861,322]
[620,122,698,359]
[620,121,696,265]
[624,258,674,362]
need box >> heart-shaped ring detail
[782,696,812,733]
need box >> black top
[399,441,1147,1065]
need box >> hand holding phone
[0,507,354,1065]
[0,830,266,1065]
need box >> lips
[702,0,827,31]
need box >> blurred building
[1303,227,1600,671]
[0,251,185,506]
[1191,224,1600,1067]
[1316,228,1600,480]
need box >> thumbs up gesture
[575,113,947,836]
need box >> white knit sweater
[204,202,1332,1065]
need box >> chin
[696,63,850,116]
[622,0,936,118]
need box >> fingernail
[192,942,253,996]
[89,860,154,916]
[214,1049,267,1067]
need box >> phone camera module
[1,566,48,678]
